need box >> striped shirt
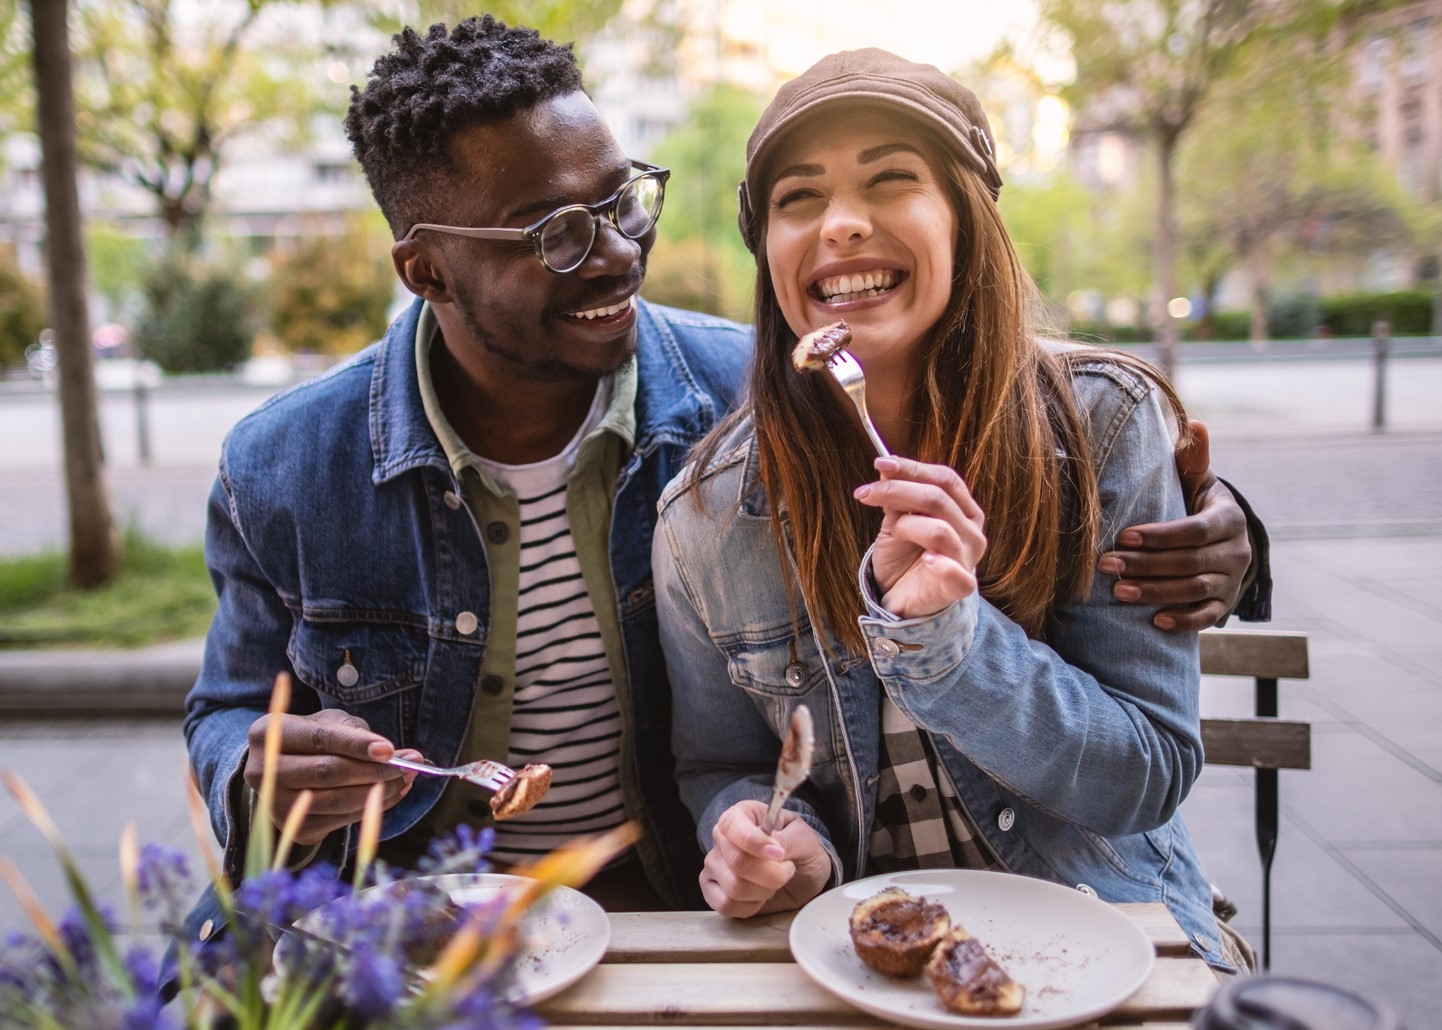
[475,386,627,865]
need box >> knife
[760,704,815,834]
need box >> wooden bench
[1198,627,1311,970]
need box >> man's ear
[392,240,453,304]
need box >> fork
[825,349,892,458]
[385,755,515,793]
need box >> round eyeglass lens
[539,212,596,271]
[616,176,663,236]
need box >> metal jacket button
[443,490,461,509]
[455,611,478,635]
[198,919,214,941]
[336,662,359,688]
[784,663,806,687]
[1192,931,1215,952]
[872,638,901,659]
[997,807,1016,831]
[1076,883,1098,897]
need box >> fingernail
[367,741,392,759]
[1155,615,1176,630]
[1115,584,1141,601]
[1118,530,1142,547]
[853,484,872,500]
[763,844,785,861]
[1098,556,1123,575]
[874,457,900,473]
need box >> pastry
[924,924,1025,1016]
[848,886,951,977]
[488,763,552,820]
[791,320,851,372]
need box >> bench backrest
[1200,629,1311,770]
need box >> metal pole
[1372,320,1390,432]
[134,380,151,465]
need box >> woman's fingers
[857,457,984,525]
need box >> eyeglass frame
[400,159,671,273]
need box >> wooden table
[537,903,1220,1029]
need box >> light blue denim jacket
[653,353,1233,970]
[183,296,750,908]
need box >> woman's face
[763,107,958,372]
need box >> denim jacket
[183,296,750,909]
[653,353,1235,970]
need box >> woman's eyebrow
[771,162,824,183]
[858,142,924,164]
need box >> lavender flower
[136,843,193,928]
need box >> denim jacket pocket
[726,628,863,698]
[288,618,429,707]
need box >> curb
[0,639,202,717]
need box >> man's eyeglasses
[401,160,670,274]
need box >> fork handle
[760,784,792,835]
[385,756,448,777]
[859,416,891,459]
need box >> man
[183,16,1266,918]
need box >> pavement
[1,351,1441,1027]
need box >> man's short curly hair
[344,16,584,237]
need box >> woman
[652,48,1246,972]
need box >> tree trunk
[29,0,119,587]
[1152,136,1180,379]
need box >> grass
[0,531,215,649]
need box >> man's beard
[450,275,641,383]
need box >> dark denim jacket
[182,296,751,909]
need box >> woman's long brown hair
[689,125,1185,655]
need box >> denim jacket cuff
[857,591,980,680]
[856,543,901,623]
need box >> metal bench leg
[1255,675,1279,971]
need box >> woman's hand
[852,456,987,620]
[700,800,833,918]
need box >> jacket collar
[370,297,451,484]
[369,296,721,484]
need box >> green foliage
[85,223,149,315]
[135,260,255,372]
[0,0,30,133]
[0,245,44,365]
[70,0,330,252]
[0,530,214,648]
[268,215,395,354]
[362,0,625,50]
[1322,290,1435,337]
[646,85,764,321]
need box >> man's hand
[1099,420,1252,632]
[700,800,833,918]
[243,709,419,845]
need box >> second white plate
[789,869,1155,1030]
[295,872,610,1005]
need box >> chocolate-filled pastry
[791,320,852,372]
[924,924,1025,1016]
[384,879,466,968]
[848,886,951,977]
[489,763,553,820]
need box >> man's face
[427,92,652,382]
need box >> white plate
[293,872,609,1005]
[789,870,1155,1030]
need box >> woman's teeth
[569,297,633,320]
[816,270,898,303]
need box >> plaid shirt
[867,697,1003,874]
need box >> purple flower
[123,942,161,996]
[136,844,193,925]
[337,949,405,1019]
[418,824,496,875]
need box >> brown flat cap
[737,48,1003,252]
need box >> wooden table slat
[604,903,1192,962]
[538,957,1220,1026]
